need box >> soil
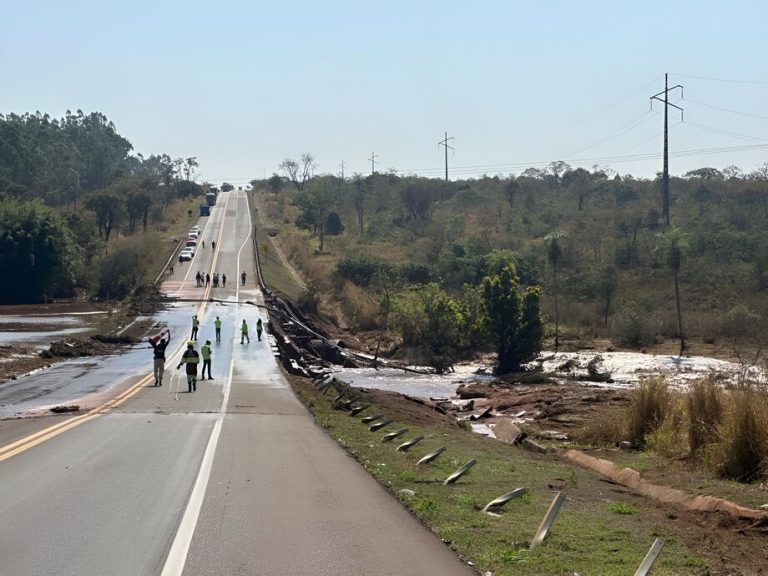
[350,384,768,575]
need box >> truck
[199,204,210,216]
[206,192,216,206]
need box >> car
[188,230,199,238]
[180,247,195,257]
[186,239,197,247]
[178,252,192,262]
[190,226,201,233]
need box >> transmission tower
[438,131,454,182]
[650,73,683,225]
[369,152,378,177]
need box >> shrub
[645,400,686,457]
[335,255,391,287]
[709,385,768,482]
[574,409,625,446]
[611,306,658,347]
[97,243,144,299]
[687,378,723,455]
[626,377,671,447]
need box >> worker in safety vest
[201,340,213,380]
[177,341,200,392]
[214,316,222,342]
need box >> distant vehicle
[206,192,216,207]
[181,247,195,256]
[188,231,199,239]
[190,225,201,232]
[199,203,210,216]
[186,239,197,247]
[178,252,192,262]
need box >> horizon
[2,1,766,185]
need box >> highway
[0,191,473,575]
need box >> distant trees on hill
[0,111,203,303]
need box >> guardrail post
[530,492,565,548]
[482,488,527,513]
[397,436,424,452]
[417,447,446,466]
[634,538,665,576]
[444,459,477,485]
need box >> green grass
[293,378,709,575]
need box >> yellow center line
[0,192,235,463]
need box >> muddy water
[0,305,115,348]
[334,351,756,401]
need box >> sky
[2,0,767,186]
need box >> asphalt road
[0,191,473,575]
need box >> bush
[611,306,658,347]
[709,385,768,482]
[97,243,144,299]
[687,378,723,455]
[335,255,391,287]
[626,377,671,447]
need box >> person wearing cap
[240,319,250,344]
[177,341,200,392]
[191,315,199,340]
[214,316,222,342]
[148,328,171,386]
[201,340,213,380]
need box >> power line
[683,121,768,144]
[670,73,768,86]
[683,97,768,122]
[564,111,657,159]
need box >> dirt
[349,384,768,575]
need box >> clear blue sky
[2,0,767,185]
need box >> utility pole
[339,159,345,181]
[650,73,683,226]
[369,152,378,177]
[438,131,454,183]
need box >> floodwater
[334,350,757,401]
[0,313,101,347]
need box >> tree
[301,178,339,251]
[547,160,572,186]
[482,265,543,374]
[545,231,566,352]
[0,198,77,303]
[353,174,365,236]
[503,178,519,207]
[394,283,464,373]
[267,173,283,194]
[279,153,315,190]
[325,212,344,236]
[84,189,125,242]
[595,264,618,327]
[655,226,690,356]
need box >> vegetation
[0,110,206,303]
[291,377,709,575]
[252,158,768,360]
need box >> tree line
[0,111,205,303]
[254,154,768,372]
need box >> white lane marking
[160,191,251,576]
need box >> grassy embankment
[291,377,706,575]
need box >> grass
[292,377,708,575]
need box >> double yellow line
[0,193,234,464]
[0,372,153,463]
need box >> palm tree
[545,231,567,352]
[655,227,690,356]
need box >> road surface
[0,191,474,575]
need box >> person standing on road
[240,319,250,344]
[241,271,247,286]
[200,340,214,380]
[206,273,211,287]
[148,329,171,386]
[222,273,227,288]
[212,240,216,250]
[177,341,200,392]
[256,318,263,341]
[191,315,200,340]
[215,316,222,342]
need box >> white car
[188,230,200,238]
[190,226,201,233]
